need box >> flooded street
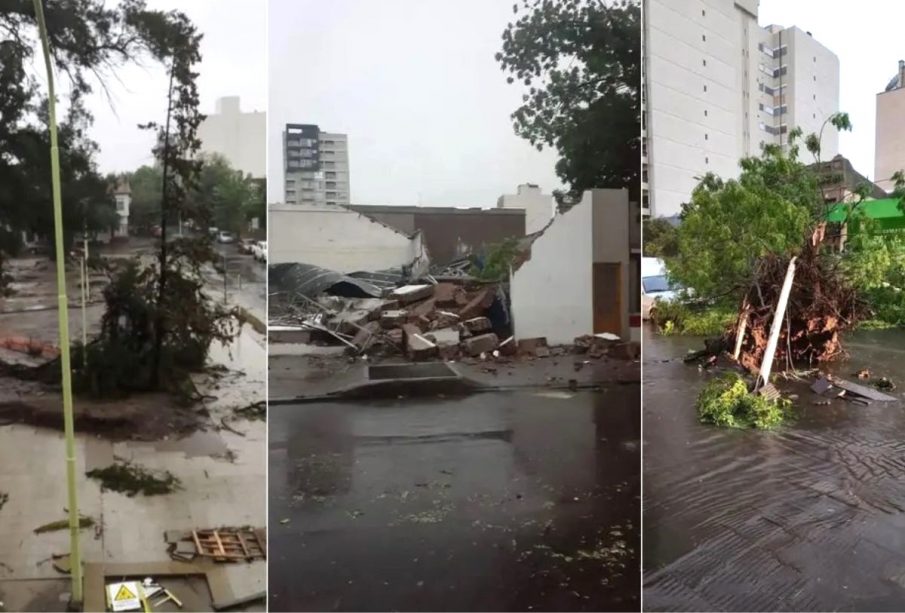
[269,388,640,612]
[643,327,905,611]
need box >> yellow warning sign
[114,584,137,602]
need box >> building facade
[496,183,554,235]
[113,178,131,238]
[283,124,351,207]
[197,96,265,178]
[875,61,905,192]
[643,0,840,218]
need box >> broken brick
[517,337,548,357]
[459,287,495,320]
[351,321,381,352]
[432,283,466,307]
[391,284,434,305]
[463,333,499,357]
[409,298,437,319]
[462,317,491,334]
[402,323,438,360]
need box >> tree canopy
[497,0,640,202]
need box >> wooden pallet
[192,528,266,562]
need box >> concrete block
[463,333,499,356]
[380,310,408,329]
[459,287,495,319]
[517,337,548,356]
[351,321,381,352]
[409,298,437,319]
[402,323,438,360]
[608,341,640,361]
[391,284,434,305]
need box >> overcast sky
[76,0,265,174]
[267,0,563,206]
[759,0,903,181]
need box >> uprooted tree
[68,6,238,397]
[667,113,887,372]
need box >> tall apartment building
[283,124,351,206]
[643,0,840,218]
[197,96,265,178]
[874,61,905,193]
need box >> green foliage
[0,1,200,252]
[470,237,521,281]
[73,258,238,398]
[86,462,180,497]
[194,154,263,234]
[643,217,678,257]
[653,301,734,336]
[668,142,819,300]
[128,165,163,234]
[497,0,640,201]
[696,372,789,430]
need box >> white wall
[269,204,423,272]
[198,96,266,178]
[497,184,554,234]
[510,192,594,345]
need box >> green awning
[827,198,904,222]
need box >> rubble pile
[728,242,868,373]
[272,278,509,361]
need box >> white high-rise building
[643,0,840,218]
[197,96,265,178]
[875,61,905,192]
[283,124,351,207]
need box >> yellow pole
[32,0,83,606]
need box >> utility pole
[32,0,83,606]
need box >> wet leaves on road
[86,461,181,496]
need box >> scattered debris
[86,462,181,497]
[233,400,265,421]
[34,515,95,534]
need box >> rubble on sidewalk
[269,259,636,365]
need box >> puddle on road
[643,327,905,611]
[269,389,641,612]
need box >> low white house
[113,178,131,237]
[269,204,428,274]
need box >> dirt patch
[86,462,181,496]
[0,389,206,441]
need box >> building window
[704,133,709,140]
[702,8,705,16]
[326,171,337,178]
[705,157,709,164]
[702,58,707,66]
[704,109,708,116]
[326,201,336,206]
[703,84,707,92]
[702,34,706,42]
[326,181,336,188]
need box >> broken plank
[829,376,897,402]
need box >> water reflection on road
[643,327,905,611]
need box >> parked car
[238,238,255,254]
[217,231,236,244]
[641,256,682,320]
[252,240,267,262]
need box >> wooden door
[593,262,622,335]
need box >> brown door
[593,262,622,335]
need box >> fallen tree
[728,236,868,375]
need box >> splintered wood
[728,241,868,374]
[192,528,266,562]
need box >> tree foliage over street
[0,0,203,254]
[497,0,640,201]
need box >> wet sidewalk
[269,388,640,611]
[643,327,905,611]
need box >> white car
[252,240,267,262]
[217,231,236,244]
[641,257,682,320]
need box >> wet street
[269,388,640,611]
[643,327,905,611]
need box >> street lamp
[32,0,83,607]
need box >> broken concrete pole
[391,284,434,305]
[755,256,797,392]
[402,323,438,360]
[463,333,499,357]
[462,316,491,334]
[380,309,408,329]
[433,283,466,307]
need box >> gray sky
[759,0,904,181]
[77,0,265,174]
[267,0,563,206]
